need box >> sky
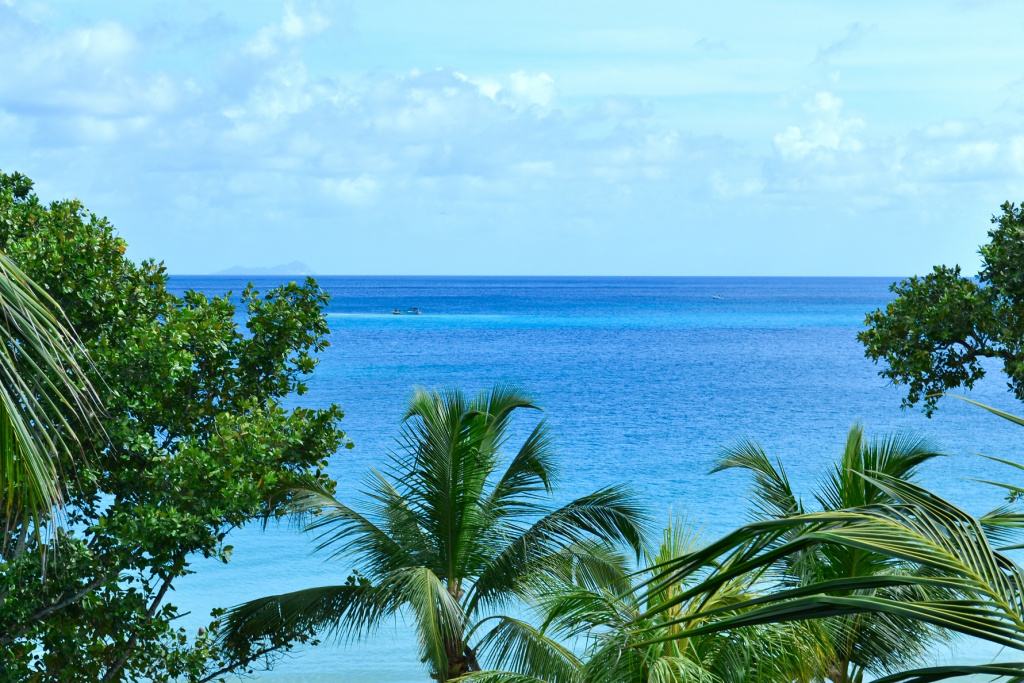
[2,0,1024,275]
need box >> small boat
[712,295,725,300]
[391,308,403,315]
[406,307,422,315]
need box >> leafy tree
[0,170,350,681]
[860,202,1024,415]
[222,384,649,682]
[463,517,827,683]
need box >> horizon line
[169,273,909,279]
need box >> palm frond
[939,394,1024,426]
[543,540,632,594]
[486,421,557,518]
[241,383,651,681]
[401,566,466,677]
[472,617,581,683]
[637,481,1024,656]
[537,583,638,641]
[871,662,1024,683]
[285,481,418,573]
[713,439,801,520]
[397,387,498,584]
[222,582,397,647]
[814,425,944,512]
[577,634,646,683]
[0,250,104,541]
[457,674,554,683]
[469,485,649,615]
[223,564,464,677]
[470,382,540,435]
[646,655,720,683]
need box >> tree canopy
[0,170,350,681]
[860,202,1024,415]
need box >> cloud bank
[1,0,1022,275]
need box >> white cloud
[774,92,865,161]
[0,8,200,127]
[3,2,1024,274]
[66,21,137,63]
[507,71,556,108]
[453,71,502,100]
[452,69,556,109]
[762,91,1022,202]
[322,175,379,205]
[245,2,330,58]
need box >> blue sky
[2,0,1023,275]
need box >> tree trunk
[443,639,468,680]
[441,639,479,681]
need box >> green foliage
[632,411,1024,683]
[463,519,828,683]
[0,211,104,536]
[710,427,948,682]
[0,170,349,681]
[859,201,1024,415]
[222,384,650,682]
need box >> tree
[0,246,107,679]
[709,426,948,683]
[462,517,827,683]
[222,384,649,682]
[0,170,350,681]
[631,410,1024,683]
[860,202,1024,415]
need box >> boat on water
[391,308,403,315]
[712,295,725,300]
[406,307,422,315]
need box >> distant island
[213,261,317,276]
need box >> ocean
[166,276,1024,682]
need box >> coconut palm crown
[707,425,948,682]
[630,426,968,683]
[223,384,650,681]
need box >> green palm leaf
[638,426,951,682]
[224,383,650,681]
[0,250,103,545]
[871,663,1024,683]
[472,617,581,683]
[634,478,1024,679]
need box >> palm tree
[223,384,650,681]
[632,409,1024,682]
[706,425,948,682]
[463,516,828,683]
[0,250,102,559]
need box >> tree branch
[195,642,293,683]
[100,573,175,682]
[0,573,106,646]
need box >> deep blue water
[166,276,1024,681]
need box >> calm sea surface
[166,276,1024,681]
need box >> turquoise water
[167,276,1024,681]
